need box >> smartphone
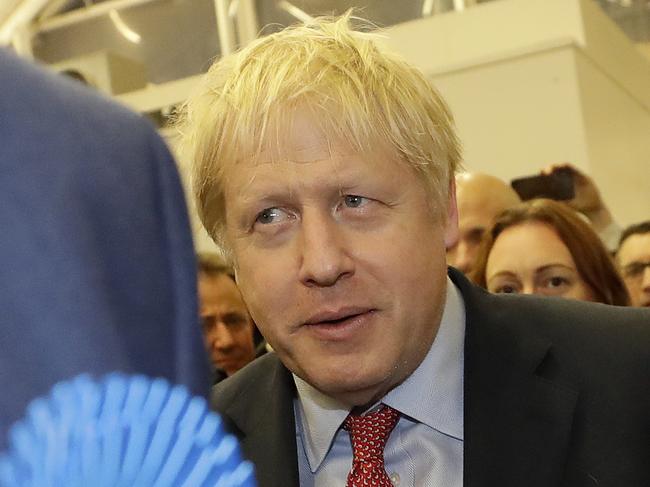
[510,169,575,201]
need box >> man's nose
[212,322,235,350]
[452,241,476,274]
[298,210,354,287]
[641,266,650,291]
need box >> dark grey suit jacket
[212,268,650,487]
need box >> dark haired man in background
[617,221,650,307]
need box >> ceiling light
[109,9,141,44]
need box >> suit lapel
[450,268,578,487]
[221,356,300,487]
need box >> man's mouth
[300,307,377,341]
[213,355,238,367]
[304,307,374,326]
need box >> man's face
[448,197,506,274]
[617,232,650,307]
[446,216,487,275]
[198,273,256,376]
[446,175,519,274]
[223,112,457,407]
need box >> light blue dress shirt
[294,277,465,486]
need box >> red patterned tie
[343,405,400,487]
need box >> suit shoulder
[211,353,286,412]
[479,293,650,390]
[499,295,649,348]
[451,261,650,346]
[455,267,650,374]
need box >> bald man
[447,172,520,274]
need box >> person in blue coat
[0,49,210,449]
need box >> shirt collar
[293,277,466,472]
[382,277,465,440]
[294,375,349,472]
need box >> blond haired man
[179,14,649,487]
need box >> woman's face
[485,221,595,301]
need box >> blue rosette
[0,373,256,487]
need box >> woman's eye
[496,285,518,294]
[343,195,368,208]
[255,207,288,225]
[490,282,519,294]
[546,276,569,288]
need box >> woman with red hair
[472,198,629,306]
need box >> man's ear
[444,177,459,249]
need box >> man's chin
[305,370,397,407]
[214,360,240,376]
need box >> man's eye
[623,263,648,278]
[467,228,486,245]
[223,314,247,327]
[200,316,213,330]
[343,195,368,208]
[255,207,288,225]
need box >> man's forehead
[252,106,357,164]
[457,201,499,227]
[199,274,240,297]
[619,232,650,262]
[253,141,354,166]
[455,173,519,225]
[231,137,401,190]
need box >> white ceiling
[0,1,26,25]
[1,0,648,48]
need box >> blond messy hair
[177,13,462,255]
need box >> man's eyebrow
[466,227,486,238]
[222,311,246,318]
[235,190,296,212]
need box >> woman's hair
[176,12,461,258]
[471,198,629,306]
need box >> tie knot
[343,405,399,461]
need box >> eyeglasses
[621,260,650,279]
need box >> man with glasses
[617,221,650,307]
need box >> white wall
[164,132,222,254]
[576,50,650,226]
[382,0,650,226]
[431,46,590,181]
[577,0,650,226]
